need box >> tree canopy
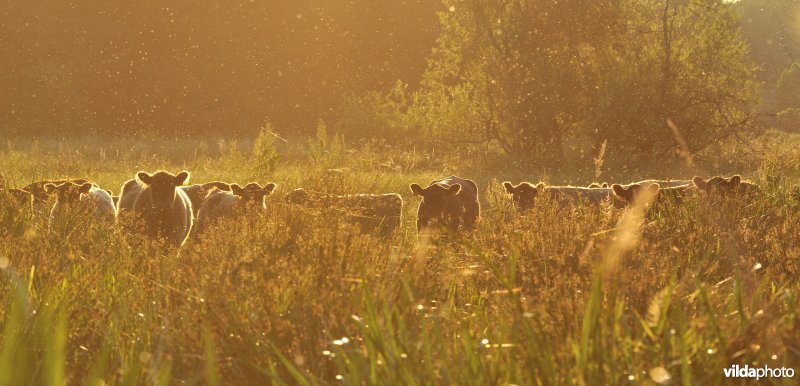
[411,0,757,167]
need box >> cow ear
[410,183,425,196]
[602,182,609,188]
[175,171,190,186]
[231,184,244,196]
[647,183,660,194]
[44,183,58,195]
[137,172,152,185]
[448,183,461,195]
[611,184,626,198]
[502,181,515,194]
[729,175,742,187]
[264,183,277,194]
[79,183,93,194]
[692,176,707,191]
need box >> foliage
[416,0,622,166]
[252,124,282,176]
[593,0,759,159]
[333,81,416,143]
[307,120,347,170]
[415,0,757,168]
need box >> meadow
[1,132,799,385]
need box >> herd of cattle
[0,171,759,247]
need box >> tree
[592,0,758,159]
[416,0,623,166]
[415,0,758,167]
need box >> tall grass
[1,136,799,384]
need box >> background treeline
[1,0,799,168]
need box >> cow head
[137,170,190,209]
[231,182,276,209]
[693,175,758,195]
[611,182,660,205]
[411,182,461,202]
[44,181,93,205]
[502,181,544,211]
[410,181,463,230]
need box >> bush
[252,124,281,176]
[307,120,347,169]
[333,81,416,143]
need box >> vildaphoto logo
[723,364,795,380]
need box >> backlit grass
[1,135,799,385]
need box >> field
[1,133,800,385]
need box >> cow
[117,170,193,247]
[652,185,697,205]
[44,181,115,224]
[194,182,276,236]
[285,188,403,235]
[502,182,544,211]
[692,175,759,196]
[410,176,479,232]
[180,181,232,217]
[634,179,692,188]
[610,182,661,207]
[22,178,92,205]
[503,182,616,211]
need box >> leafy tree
[593,0,759,159]
[417,0,623,165]
[416,0,758,167]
